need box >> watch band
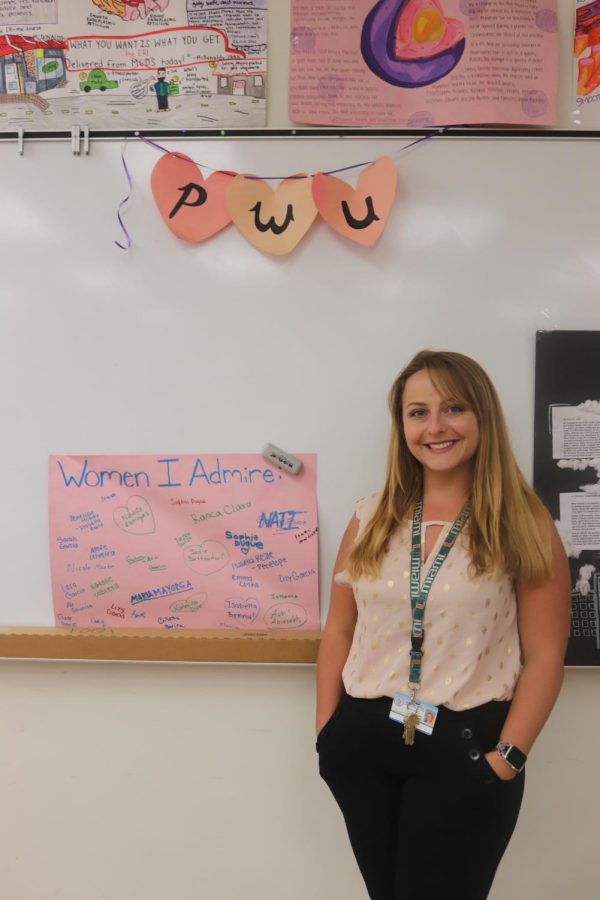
[495,741,527,773]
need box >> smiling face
[401,368,480,482]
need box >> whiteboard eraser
[261,444,303,475]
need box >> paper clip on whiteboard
[71,126,90,156]
[16,126,89,156]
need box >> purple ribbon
[137,130,442,179]
[115,139,133,251]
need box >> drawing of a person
[153,67,170,111]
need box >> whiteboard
[1,133,599,630]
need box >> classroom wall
[0,664,598,900]
[2,4,599,899]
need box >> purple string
[136,129,443,179]
[115,139,133,251]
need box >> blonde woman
[316,350,570,900]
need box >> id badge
[389,692,439,736]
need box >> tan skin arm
[485,520,571,780]
[316,516,359,735]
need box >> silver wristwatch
[495,741,527,773]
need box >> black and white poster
[534,330,600,666]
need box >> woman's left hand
[484,750,518,781]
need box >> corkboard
[0,627,321,663]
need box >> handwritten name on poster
[48,454,318,631]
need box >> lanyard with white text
[408,498,471,692]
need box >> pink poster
[48,454,319,631]
[289,0,558,127]
[573,0,600,126]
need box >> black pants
[317,692,525,900]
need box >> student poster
[48,454,318,631]
[289,0,558,127]
[0,0,267,130]
[573,0,600,126]
[534,331,600,666]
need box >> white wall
[1,3,599,898]
[0,663,597,900]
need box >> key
[403,712,418,746]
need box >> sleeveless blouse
[335,492,521,711]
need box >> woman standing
[316,350,570,900]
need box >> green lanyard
[408,499,471,692]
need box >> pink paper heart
[312,156,397,247]
[151,152,232,243]
[183,541,230,576]
[226,173,317,256]
[113,495,156,535]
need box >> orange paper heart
[151,152,232,243]
[226,173,317,256]
[312,156,397,247]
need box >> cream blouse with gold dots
[335,492,521,711]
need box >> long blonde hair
[347,350,551,586]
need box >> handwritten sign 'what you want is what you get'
[48,454,318,632]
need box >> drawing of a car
[79,70,119,92]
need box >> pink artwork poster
[289,0,558,127]
[48,454,319,631]
[573,0,600,126]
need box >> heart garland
[150,153,397,255]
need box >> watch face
[498,742,527,771]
